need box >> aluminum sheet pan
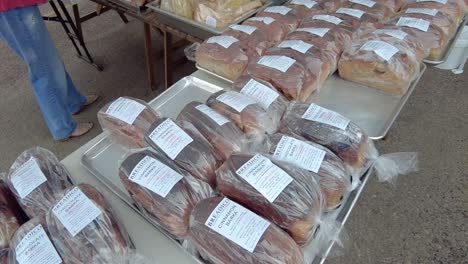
[81,75,373,264]
[424,15,468,65]
[194,64,426,140]
[146,0,287,40]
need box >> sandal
[59,122,94,141]
[73,95,100,115]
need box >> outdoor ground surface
[0,2,466,263]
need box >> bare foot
[59,122,94,141]
[73,95,100,115]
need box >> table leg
[144,23,157,91]
[163,30,173,89]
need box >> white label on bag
[240,79,279,109]
[195,104,230,126]
[405,8,438,16]
[291,0,317,8]
[257,55,296,73]
[148,119,193,160]
[417,0,447,4]
[15,224,62,264]
[264,6,292,15]
[216,91,257,112]
[205,198,270,253]
[336,8,365,18]
[207,36,239,49]
[374,29,408,40]
[273,136,326,173]
[52,187,102,237]
[278,40,313,54]
[230,25,257,35]
[205,16,217,27]
[247,16,275,25]
[128,156,183,198]
[302,104,350,130]
[106,97,146,125]
[312,15,342,25]
[11,157,47,199]
[296,27,330,37]
[361,40,399,61]
[236,154,293,203]
[349,0,376,7]
[396,17,430,32]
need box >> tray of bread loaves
[146,0,287,40]
[82,75,375,264]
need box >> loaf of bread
[256,6,301,34]
[118,150,214,240]
[98,96,162,149]
[263,134,352,210]
[397,9,457,39]
[287,0,327,17]
[242,16,288,44]
[196,35,251,81]
[145,118,222,187]
[224,25,272,54]
[46,184,130,263]
[316,0,347,12]
[0,179,25,251]
[206,90,280,135]
[194,0,262,28]
[338,37,421,95]
[373,0,403,12]
[189,197,304,264]
[6,147,73,218]
[280,102,376,174]
[402,0,465,24]
[176,102,248,160]
[216,153,323,244]
[334,7,382,31]
[386,16,447,61]
[342,1,395,20]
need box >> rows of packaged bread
[195,0,467,96]
[1,93,418,263]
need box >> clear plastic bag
[0,248,8,263]
[373,0,403,12]
[334,7,382,31]
[316,0,347,12]
[196,36,250,81]
[206,90,280,135]
[161,0,195,18]
[402,0,465,24]
[46,184,131,263]
[256,6,302,34]
[342,1,395,21]
[338,36,421,95]
[399,8,457,38]
[224,26,272,55]
[215,153,324,245]
[259,133,352,211]
[144,117,222,187]
[6,147,73,218]
[194,0,262,28]
[242,16,288,44]
[188,196,305,264]
[176,101,249,160]
[118,150,215,240]
[0,177,24,251]
[287,0,327,17]
[97,96,162,149]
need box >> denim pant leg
[65,71,86,114]
[0,6,84,139]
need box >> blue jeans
[0,5,86,140]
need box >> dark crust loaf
[119,150,214,239]
[145,118,222,187]
[216,154,323,245]
[189,197,304,264]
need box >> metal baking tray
[424,15,468,64]
[146,0,287,40]
[81,75,373,264]
[194,64,427,140]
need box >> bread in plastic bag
[118,149,215,240]
[256,6,301,34]
[6,147,73,218]
[161,0,194,18]
[206,90,280,135]
[223,26,272,54]
[280,102,419,183]
[373,0,403,12]
[97,96,162,149]
[334,7,382,31]
[0,248,8,263]
[242,16,288,44]
[260,133,352,210]
[8,217,65,264]
[176,101,248,160]
[402,0,465,24]
[215,153,324,244]
[338,37,421,95]
[145,117,222,187]
[342,1,395,21]
[0,177,25,251]
[194,0,262,29]
[245,54,317,102]
[396,8,457,39]
[188,196,304,264]
[287,0,327,17]
[46,183,130,263]
[196,35,252,80]
[316,0,347,12]
[385,16,447,61]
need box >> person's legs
[0,5,86,139]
